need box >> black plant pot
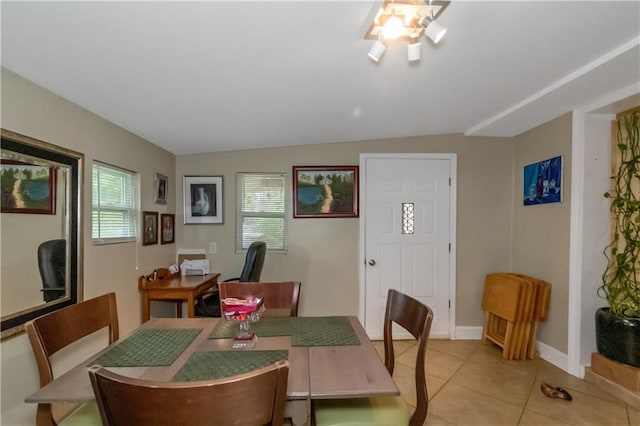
[595,307,640,368]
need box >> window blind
[92,161,138,244]
[236,173,287,252]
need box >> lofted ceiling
[1,1,639,155]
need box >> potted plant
[597,108,640,368]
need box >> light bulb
[382,15,405,40]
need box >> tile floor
[371,339,639,426]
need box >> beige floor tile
[423,413,456,425]
[397,346,466,380]
[535,360,624,404]
[428,339,482,360]
[518,409,573,426]
[426,373,448,399]
[394,362,419,406]
[448,357,536,406]
[526,379,629,425]
[371,339,415,362]
[377,338,635,426]
[626,405,638,426]
[429,382,523,425]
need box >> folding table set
[481,273,551,360]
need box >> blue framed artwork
[523,156,562,205]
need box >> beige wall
[512,113,573,353]
[176,134,515,326]
[0,69,176,425]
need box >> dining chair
[219,281,302,317]
[88,360,290,426]
[195,240,267,317]
[37,239,66,302]
[25,292,119,426]
[313,289,434,426]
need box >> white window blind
[92,161,138,244]
[236,173,287,252]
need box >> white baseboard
[537,340,569,371]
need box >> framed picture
[142,211,158,245]
[1,159,56,214]
[154,172,168,205]
[160,213,175,244]
[183,176,223,224]
[293,165,359,218]
[523,156,562,205]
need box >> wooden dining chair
[88,360,290,426]
[219,281,302,316]
[313,289,434,426]
[25,292,119,426]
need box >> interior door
[362,154,454,339]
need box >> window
[236,172,287,252]
[92,161,139,244]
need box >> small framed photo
[142,211,158,245]
[154,172,168,205]
[523,156,562,205]
[1,159,56,214]
[160,213,175,245]
[293,165,359,218]
[183,176,223,224]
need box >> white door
[361,154,455,339]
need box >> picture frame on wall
[1,159,56,214]
[142,211,158,245]
[183,175,223,224]
[292,165,359,218]
[160,213,175,244]
[523,156,562,205]
[154,172,168,205]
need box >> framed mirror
[1,129,83,339]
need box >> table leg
[187,294,195,318]
[285,399,309,426]
[176,301,183,318]
[142,292,150,322]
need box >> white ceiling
[2,1,639,155]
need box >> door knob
[368,259,376,266]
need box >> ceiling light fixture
[365,0,449,63]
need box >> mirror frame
[0,129,84,339]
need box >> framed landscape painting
[1,159,56,214]
[523,156,562,205]
[293,165,359,218]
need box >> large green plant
[601,109,640,318]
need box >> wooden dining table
[25,316,398,426]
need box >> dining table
[25,315,399,426]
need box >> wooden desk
[138,272,220,322]
[25,316,397,426]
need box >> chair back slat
[219,281,301,316]
[383,289,433,426]
[25,292,119,426]
[89,360,289,426]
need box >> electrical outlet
[209,242,217,254]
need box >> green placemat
[172,350,288,381]
[93,328,201,367]
[209,317,293,339]
[292,316,360,346]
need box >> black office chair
[37,239,66,302]
[195,241,266,317]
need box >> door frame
[358,153,458,338]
